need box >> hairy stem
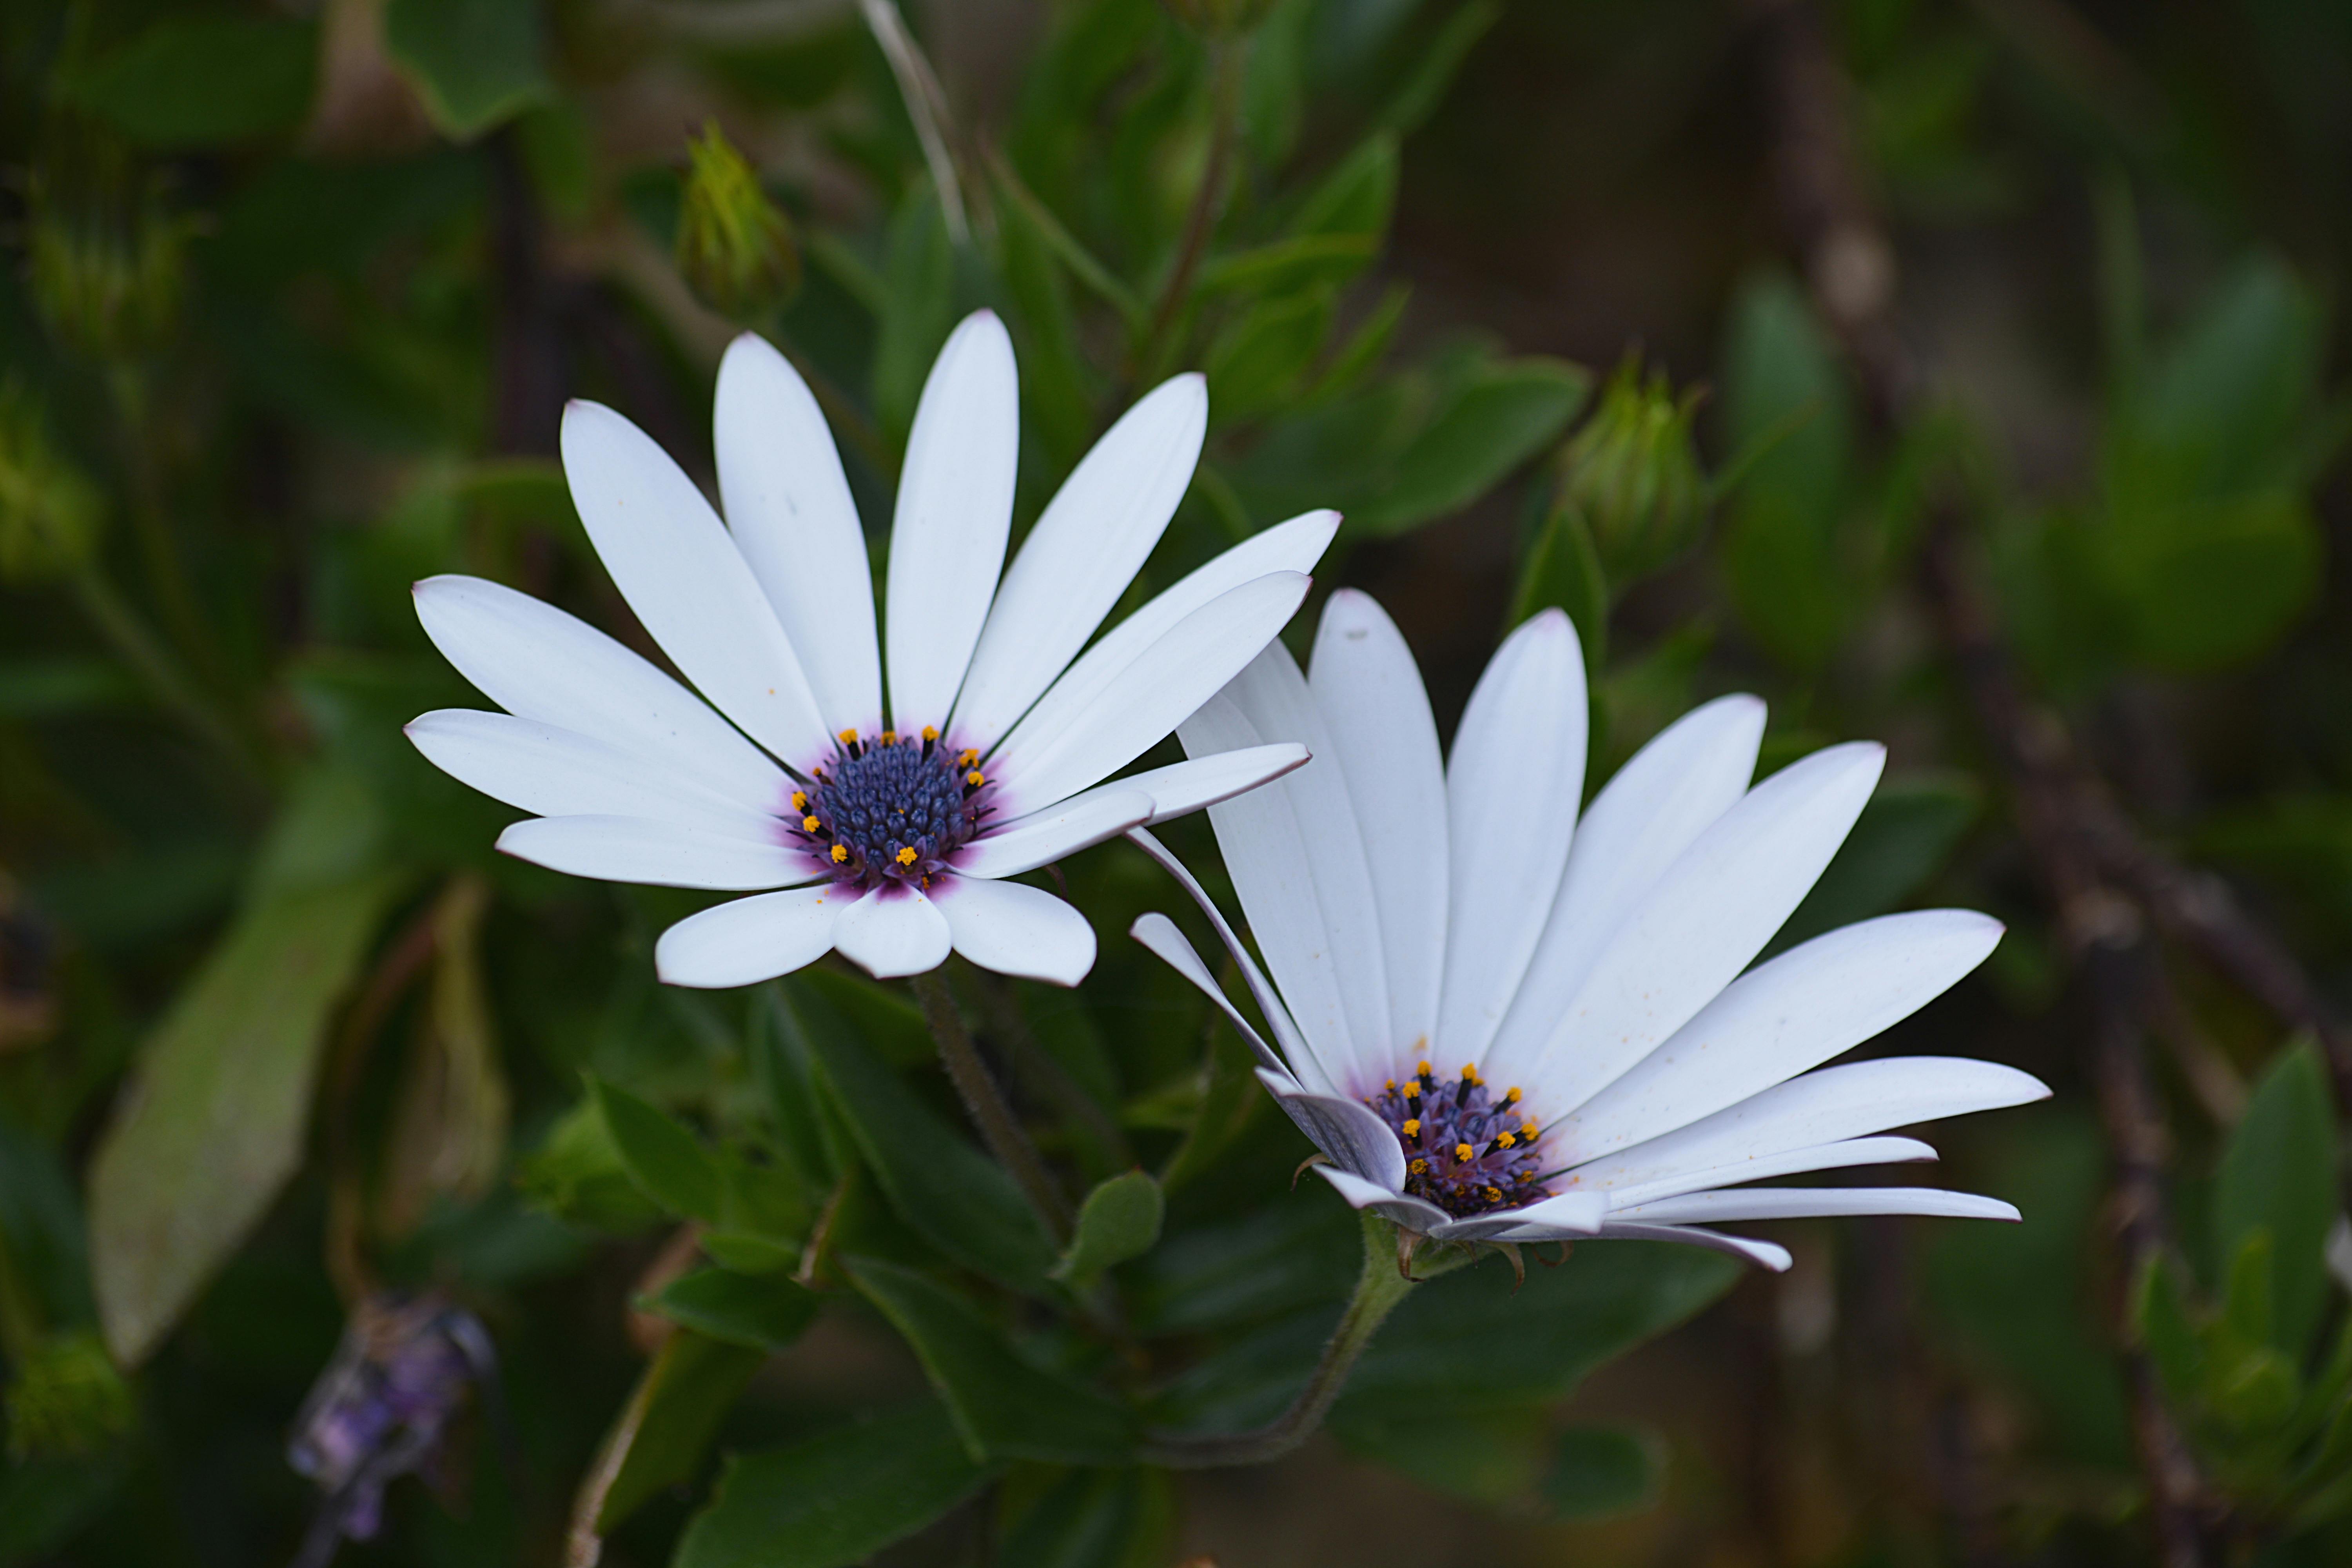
[911,969,1071,1240]
[1140,1212,1448,1468]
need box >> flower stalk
[910,969,1072,1241]
[1140,1212,1461,1468]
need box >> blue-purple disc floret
[1365,1061,1553,1220]
[788,728,993,891]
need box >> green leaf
[1350,358,1590,536]
[0,1450,134,1565]
[1205,290,1333,423]
[842,1257,1138,1465]
[784,980,1059,1295]
[383,0,553,141]
[2215,1041,2337,1353]
[1053,1171,1164,1286]
[65,17,318,147]
[1766,772,1982,956]
[1375,1,1500,135]
[2085,490,2323,672]
[998,1466,1176,1568]
[1332,1401,1552,1505]
[675,1401,995,1568]
[1541,1426,1662,1520]
[87,870,403,1365]
[586,1328,766,1535]
[1197,234,1379,301]
[1510,494,1608,661]
[589,1076,724,1224]
[2132,1253,2206,1403]
[514,1095,666,1235]
[873,189,956,449]
[648,1269,820,1354]
[1291,136,1398,240]
[1126,1199,1359,1337]
[699,1232,799,1276]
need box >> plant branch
[1139,1212,1447,1468]
[859,0,970,245]
[910,969,1071,1241]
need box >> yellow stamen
[838,728,858,745]
[791,790,807,812]
[896,847,918,866]
[1505,1086,1523,1103]
[1522,1120,1539,1140]
[1401,1118,1421,1138]
[1408,1158,1428,1175]
[1454,1143,1475,1164]
[1416,1059,1433,1078]
[1495,1131,1516,1149]
[922,725,939,742]
[1384,1078,1396,1090]
[1485,1186,1502,1203]
[830,844,849,863]
[802,815,821,832]
[1402,1080,1421,1100]
[966,769,986,787]
[958,748,978,767]
[880,730,897,745]
[1461,1062,1481,1085]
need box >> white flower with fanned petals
[1130,588,2050,1270]
[407,311,1332,988]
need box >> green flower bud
[25,135,190,362]
[675,122,801,323]
[5,1330,134,1460]
[0,385,105,585]
[1556,356,1709,584]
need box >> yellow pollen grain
[896,847,918,866]
[1416,1059,1433,1078]
[830,844,849,863]
[838,728,858,745]
[802,815,822,831]
[922,725,939,741]
[1402,1080,1421,1100]
[1521,1120,1539,1140]
[1461,1063,1481,1085]
[880,730,897,745]
[1401,1118,1421,1138]
[1409,1158,1428,1174]
[966,769,986,787]
[958,748,978,767]
[791,791,807,811]
[1495,1131,1516,1149]
[1454,1142,1474,1163]
[1485,1186,1502,1202]
[1505,1086,1523,1103]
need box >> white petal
[406,710,778,837]
[1310,590,1448,1065]
[956,789,1154,880]
[1484,694,1764,1085]
[1573,1056,2051,1195]
[1593,1135,1938,1209]
[1268,1074,1406,1189]
[1436,610,1586,1068]
[654,886,844,988]
[1431,1191,1606,1241]
[496,815,821,890]
[1219,646,1392,1081]
[1584,1222,1793,1272]
[1515,740,1887,1112]
[1550,909,2003,1166]
[1615,1188,2021,1225]
[714,333,882,737]
[561,401,831,768]
[1174,691,1355,1096]
[950,373,1208,750]
[1125,827,1330,1096]
[884,312,1019,730]
[1129,913,1291,1081]
[989,508,1339,769]
[1314,1165,1452,1234]
[413,575,788,813]
[1126,744,1310,825]
[831,884,953,979]
[935,875,1096,986]
[988,571,1311,817]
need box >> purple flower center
[789,728,994,890]
[1364,1060,1552,1219]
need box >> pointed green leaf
[589,1076,724,1224]
[383,0,552,140]
[841,1257,1138,1465]
[675,1401,995,1568]
[586,1328,765,1535]
[2132,1253,2206,1403]
[1053,1171,1164,1286]
[2216,1040,2336,1352]
[1510,494,1609,659]
[647,1269,820,1354]
[1350,359,1590,536]
[998,1466,1175,1568]
[88,870,404,1365]
[1541,1426,1663,1520]
[65,17,318,148]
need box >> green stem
[71,565,263,781]
[1133,33,1243,383]
[911,969,1072,1242]
[1140,1212,1452,1468]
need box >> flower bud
[25,135,189,362]
[675,122,801,322]
[1556,356,1708,584]
[0,386,105,586]
[4,1331,134,1460]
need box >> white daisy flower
[1130,589,2050,1271]
[407,311,1331,989]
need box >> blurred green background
[4,0,2352,1564]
